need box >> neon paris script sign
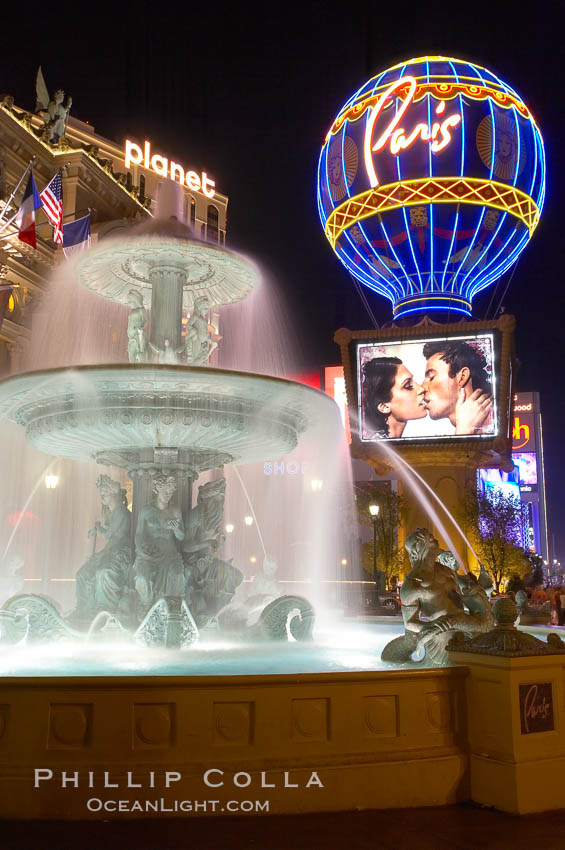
[363,76,462,187]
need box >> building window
[207,205,219,243]
[139,174,145,203]
[190,197,196,228]
[126,172,133,191]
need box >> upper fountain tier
[0,364,337,472]
[75,218,259,314]
[73,180,261,359]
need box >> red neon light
[364,76,461,187]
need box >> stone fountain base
[0,666,469,819]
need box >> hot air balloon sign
[317,57,545,320]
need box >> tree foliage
[460,486,528,593]
[355,485,407,589]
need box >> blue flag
[62,214,91,258]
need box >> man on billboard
[422,340,493,435]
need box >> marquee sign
[125,140,216,198]
[317,56,545,320]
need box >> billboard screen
[357,333,496,441]
[513,452,538,486]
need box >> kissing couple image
[361,338,494,440]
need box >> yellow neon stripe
[396,294,470,305]
[325,177,540,247]
[393,295,471,312]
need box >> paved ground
[3,804,565,850]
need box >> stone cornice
[0,96,150,215]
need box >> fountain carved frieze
[0,366,315,467]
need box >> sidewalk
[3,804,565,850]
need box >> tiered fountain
[0,187,333,647]
[0,184,512,821]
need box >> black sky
[4,2,565,558]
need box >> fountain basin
[0,364,335,468]
[0,664,468,818]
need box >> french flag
[15,172,42,248]
[62,214,91,258]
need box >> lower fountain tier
[0,364,337,468]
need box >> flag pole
[0,208,95,243]
[0,156,36,230]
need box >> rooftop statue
[73,475,132,624]
[381,528,493,666]
[133,474,185,614]
[35,67,72,144]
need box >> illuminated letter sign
[124,140,216,198]
[363,76,461,187]
[512,415,531,450]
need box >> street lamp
[244,515,254,527]
[225,523,234,534]
[369,504,379,601]
[44,474,59,489]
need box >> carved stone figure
[74,475,132,622]
[127,289,148,363]
[183,477,226,562]
[35,68,72,143]
[149,338,182,364]
[216,554,280,632]
[0,554,25,606]
[381,528,493,666]
[133,473,185,612]
[184,295,217,364]
[181,477,242,623]
[187,551,243,624]
[250,555,281,602]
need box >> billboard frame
[334,313,516,472]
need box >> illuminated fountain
[0,187,348,652]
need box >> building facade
[0,87,227,373]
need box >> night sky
[4,3,564,558]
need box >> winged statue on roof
[35,66,72,143]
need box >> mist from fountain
[0,188,361,638]
[374,440,480,572]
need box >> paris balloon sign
[317,57,545,320]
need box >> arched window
[190,197,196,228]
[139,174,145,203]
[126,172,133,191]
[207,205,219,243]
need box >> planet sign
[317,56,545,320]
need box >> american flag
[40,172,63,245]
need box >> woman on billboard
[362,357,427,438]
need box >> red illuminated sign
[364,76,461,187]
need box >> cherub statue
[184,295,218,364]
[35,67,72,143]
[382,529,493,666]
[127,289,148,363]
